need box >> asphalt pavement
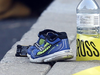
[0,17,38,60]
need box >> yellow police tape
[76,34,100,61]
[73,66,100,75]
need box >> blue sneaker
[29,31,73,63]
[27,29,61,58]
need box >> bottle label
[77,14,100,27]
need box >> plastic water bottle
[76,0,100,38]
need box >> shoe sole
[27,54,31,58]
[29,49,73,63]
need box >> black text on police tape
[77,39,99,57]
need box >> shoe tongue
[39,39,45,45]
[39,34,45,39]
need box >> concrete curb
[0,30,51,75]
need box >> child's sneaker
[29,31,73,63]
[27,29,61,58]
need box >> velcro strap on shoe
[34,43,45,51]
[34,43,40,48]
[38,46,45,51]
